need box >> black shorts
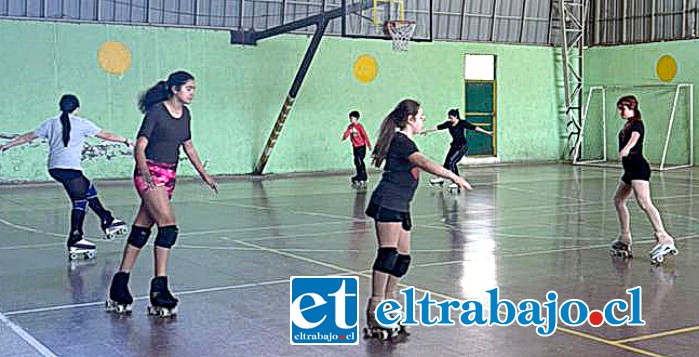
[365,202,412,231]
[621,158,651,185]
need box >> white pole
[660,85,682,170]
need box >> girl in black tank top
[609,95,677,265]
[363,99,472,338]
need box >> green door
[464,81,496,157]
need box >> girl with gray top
[0,94,132,260]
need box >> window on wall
[464,54,497,157]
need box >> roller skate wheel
[377,330,389,341]
[69,252,79,261]
[671,249,678,255]
[86,251,95,259]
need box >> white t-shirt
[34,115,101,170]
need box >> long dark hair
[371,99,421,168]
[447,108,461,120]
[617,95,642,135]
[59,94,80,147]
[138,71,194,113]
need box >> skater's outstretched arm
[183,140,217,193]
[95,131,133,147]
[0,132,38,152]
[473,126,493,136]
[408,152,472,190]
[419,127,439,135]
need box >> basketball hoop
[385,20,416,52]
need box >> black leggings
[49,169,113,241]
[49,169,92,201]
[353,146,367,181]
[442,145,468,176]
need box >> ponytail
[447,108,461,120]
[138,71,195,113]
[371,99,421,167]
[58,94,80,147]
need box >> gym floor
[0,163,697,356]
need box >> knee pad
[127,226,151,249]
[393,254,411,277]
[154,225,178,249]
[372,247,399,275]
[72,199,88,212]
[85,184,98,199]
[66,177,90,200]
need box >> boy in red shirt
[342,110,372,186]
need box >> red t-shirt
[342,123,371,148]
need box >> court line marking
[3,278,291,317]
[0,309,57,357]
[232,239,667,357]
[615,324,699,343]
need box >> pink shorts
[134,160,177,199]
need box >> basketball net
[386,20,416,52]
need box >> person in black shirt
[609,95,677,264]
[421,109,492,188]
[363,99,471,339]
[107,71,218,317]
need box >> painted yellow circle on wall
[353,54,378,84]
[97,41,132,75]
[656,55,677,82]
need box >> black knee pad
[372,247,399,274]
[127,226,151,248]
[66,177,90,200]
[393,254,411,277]
[154,225,178,249]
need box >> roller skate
[106,271,133,315]
[147,276,178,318]
[429,177,444,187]
[362,298,404,341]
[102,218,128,240]
[69,258,96,271]
[351,177,366,188]
[649,234,678,265]
[67,236,96,261]
[609,239,633,259]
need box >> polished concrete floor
[0,163,698,356]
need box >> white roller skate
[67,239,96,261]
[351,177,367,188]
[649,240,678,265]
[103,219,128,240]
[429,177,444,186]
[609,239,633,259]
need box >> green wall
[0,20,258,183]
[0,19,563,183]
[585,41,697,166]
